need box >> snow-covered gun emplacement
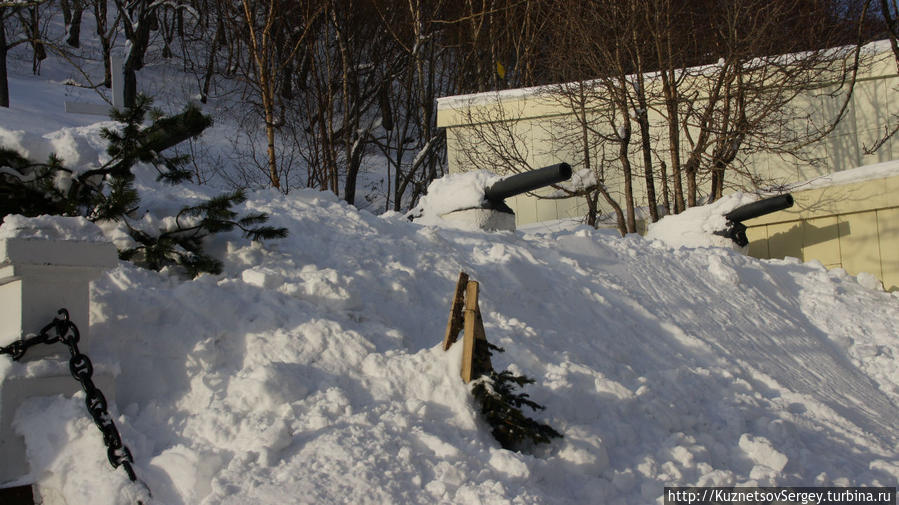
[717,194,794,246]
[411,163,572,231]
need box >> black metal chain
[1,309,148,498]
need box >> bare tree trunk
[598,185,627,235]
[663,80,684,212]
[617,113,637,233]
[332,5,356,204]
[659,160,671,215]
[95,0,112,87]
[657,37,685,212]
[635,96,658,222]
[200,18,223,103]
[239,0,321,191]
[263,105,279,189]
[242,0,280,189]
[61,0,72,26]
[629,19,659,223]
[20,6,46,74]
[117,0,155,107]
[0,10,8,108]
[685,161,698,207]
[66,0,84,48]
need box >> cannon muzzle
[719,194,794,246]
[484,163,572,207]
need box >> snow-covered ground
[2,53,899,505]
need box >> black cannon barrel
[725,194,794,223]
[485,163,573,203]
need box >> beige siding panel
[801,216,842,267]
[767,222,803,260]
[827,132,862,173]
[877,207,899,291]
[748,175,899,226]
[838,211,882,279]
[856,78,894,166]
[882,76,899,161]
[557,195,584,220]
[886,174,899,209]
[530,121,557,169]
[445,127,463,174]
[509,194,537,226]
[746,226,770,259]
[863,173,895,210]
[886,73,899,121]
[535,195,560,224]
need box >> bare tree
[235,0,321,190]
[452,0,869,233]
[677,0,866,203]
[861,0,899,152]
[92,0,119,88]
[0,0,52,107]
[62,0,84,48]
[370,0,460,210]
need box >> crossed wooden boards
[442,272,494,383]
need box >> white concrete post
[440,208,517,231]
[0,217,118,486]
[64,55,125,115]
[111,55,125,110]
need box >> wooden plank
[472,305,493,375]
[461,280,479,383]
[442,271,469,350]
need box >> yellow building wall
[744,174,899,291]
[437,47,899,291]
[438,47,899,229]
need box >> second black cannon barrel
[485,163,573,203]
[725,194,794,223]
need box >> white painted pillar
[0,217,118,486]
[64,55,125,115]
[440,208,517,231]
[110,55,125,110]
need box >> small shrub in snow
[470,343,562,450]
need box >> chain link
[0,317,62,360]
[1,308,147,496]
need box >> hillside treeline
[0,0,891,216]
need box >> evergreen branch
[469,346,562,451]
[2,96,285,278]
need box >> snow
[0,123,113,175]
[407,169,503,227]
[645,193,761,250]
[784,159,899,192]
[0,214,107,241]
[553,167,598,195]
[2,38,899,505]
[645,161,899,251]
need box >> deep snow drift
[1,65,899,505]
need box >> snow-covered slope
[1,63,898,505]
[3,178,899,504]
